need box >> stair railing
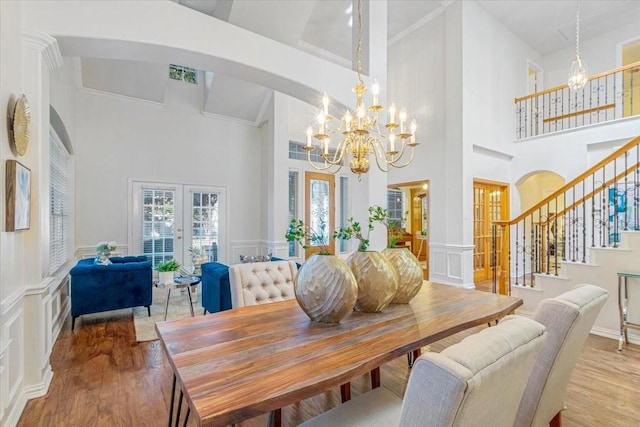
[494,134,640,295]
[516,61,640,140]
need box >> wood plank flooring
[17,297,640,427]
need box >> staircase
[494,134,640,345]
[512,230,640,343]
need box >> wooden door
[473,180,509,282]
[410,188,429,279]
[304,172,335,257]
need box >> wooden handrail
[543,160,640,225]
[514,61,640,103]
[506,134,640,225]
[543,104,615,124]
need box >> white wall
[73,77,264,264]
[542,20,640,89]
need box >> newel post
[493,221,510,296]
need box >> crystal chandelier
[567,2,588,91]
[304,0,418,180]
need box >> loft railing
[515,61,640,140]
[494,134,640,295]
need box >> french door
[473,180,508,282]
[304,172,335,257]
[131,181,227,270]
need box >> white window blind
[50,131,71,273]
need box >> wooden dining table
[156,282,522,427]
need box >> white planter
[159,271,175,285]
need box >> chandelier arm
[387,146,416,169]
[307,149,344,173]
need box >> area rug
[133,285,200,342]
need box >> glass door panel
[182,186,227,267]
[305,172,335,257]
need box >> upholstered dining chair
[299,315,548,427]
[228,260,298,308]
[513,284,608,427]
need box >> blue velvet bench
[69,255,153,329]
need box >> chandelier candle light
[567,1,588,91]
[304,0,418,180]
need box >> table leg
[340,383,351,402]
[268,408,282,427]
[187,285,195,317]
[175,390,184,427]
[168,374,177,427]
[164,288,172,321]
[618,276,626,352]
[370,367,381,389]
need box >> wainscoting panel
[1,303,25,427]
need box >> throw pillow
[239,253,272,263]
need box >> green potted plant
[285,218,331,255]
[333,207,398,313]
[370,205,423,303]
[155,259,181,285]
[285,218,357,323]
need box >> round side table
[164,276,201,321]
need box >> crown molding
[78,87,166,108]
[297,40,352,68]
[22,29,63,70]
[201,111,257,127]
[254,90,274,126]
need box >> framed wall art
[6,159,31,231]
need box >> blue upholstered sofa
[69,256,153,329]
[201,262,233,314]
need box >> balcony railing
[515,61,640,140]
[494,134,640,294]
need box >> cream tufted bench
[228,260,298,308]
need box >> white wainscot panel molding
[229,241,263,265]
[263,241,289,260]
[428,243,475,288]
[1,306,27,427]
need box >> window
[141,188,175,267]
[50,131,71,274]
[288,170,299,257]
[169,64,198,84]
[339,176,349,252]
[288,141,340,164]
[387,189,404,224]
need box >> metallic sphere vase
[295,254,358,323]
[346,251,398,312]
[382,247,423,303]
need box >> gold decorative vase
[382,247,423,303]
[346,251,398,312]
[295,254,358,323]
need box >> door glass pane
[142,189,175,268]
[340,176,349,252]
[288,170,298,257]
[190,192,219,262]
[310,178,330,247]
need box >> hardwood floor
[18,301,640,427]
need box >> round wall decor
[10,94,31,156]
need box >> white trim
[24,277,56,295]
[472,144,514,161]
[388,1,452,46]
[23,366,54,399]
[296,40,351,68]
[78,87,166,108]
[22,29,63,69]
[254,90,274,126]
[0,289,24,317]
[201,110,257,127]
[2,392,27,427]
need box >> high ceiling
[77,0,640,124]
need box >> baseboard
[2,390,27,427]
[23,365,53,399]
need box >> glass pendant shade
[568,55,588,91]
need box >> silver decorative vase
[346,251,398,312]
[295,254,358,323]
[382,247,423,303]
